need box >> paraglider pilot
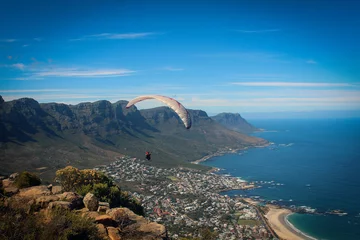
[145,151,151,161]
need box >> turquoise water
[201,119,360,240]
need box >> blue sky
[1,0,359,115]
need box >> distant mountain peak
[212,112,258,133]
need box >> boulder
[99,201,110,207]
[98,205,110,213]
[18,185,51,198]
[75,208,89,214]
[107,208,140,229]
[51,186,62,194]
[95,215,115,226]
[96,224,108,238]
[61,192,84,209]
[137,222,166,236]
[2,179,14,188]
[48,201,72,210]
[107,208,165,238]
[107,226,121,240]
[83,193,99,211]
[9,173,19,180]
[107,208,146,225]
[3,186,19,196]
[82,211,100,220]
[35,195,60,208]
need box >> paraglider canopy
[126,95,192,129]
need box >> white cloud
[3,63,136,79]
[235,29,281,33]
[33,68,135,78]
[229,82,352,87]
[306,59,317,64]
[33,38,43,41]
[22,44,30,47]
[12,77,44,81]
[0,39,17,42]
[11,63,25,70]
[70,32,158,41]
[1,63,26,70]
[163,67,184,71]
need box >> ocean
[201,118,360,240]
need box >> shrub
[0,203,41,240]
[75,184,93,197]
[14,171,41,189]
[0,204,102,240]
[55,166,82,191]
[56,167,111,192]
[42,208,101,240]
[117,191,145,216]
[56,166,145,216]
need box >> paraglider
[126,95,192,129]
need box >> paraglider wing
[125,95,192,129]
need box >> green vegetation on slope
[56,166,144,215]
[14,171,41,189]
[0,204,101,240]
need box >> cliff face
[0,97,267,177]
[212,112,259,133]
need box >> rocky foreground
[1,174,166,240]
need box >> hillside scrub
[14,171,41,189]
[0,203,102,240]
[56,166,144,216]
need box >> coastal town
[95,155,276,239]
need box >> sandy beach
[265,206,317,240]
[243,197,260,205]
[190,147,245,164]
[191,142,270,165]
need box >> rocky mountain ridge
[0,96,267,178]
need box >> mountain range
[0,96,266,179]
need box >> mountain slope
[0,96,267,178]
[212,112,259,133]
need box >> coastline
[196,146,318,240]
[191,142,270,165]
[265,205,317,240]
[191,147,247,165]
[285,213,318,240]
